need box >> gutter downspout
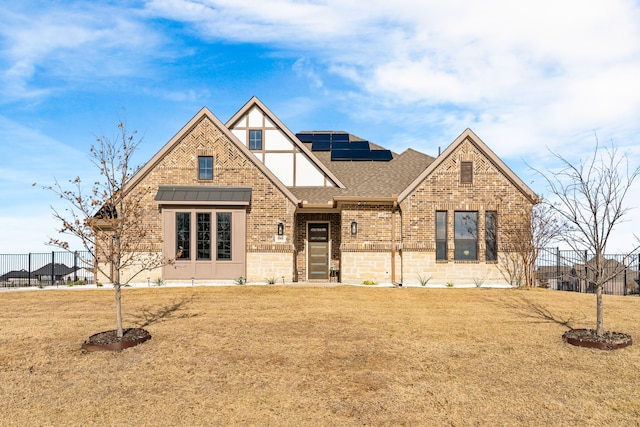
[391,199,398,285]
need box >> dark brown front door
[307,222,329,280]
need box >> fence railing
[0,251,95,288]
[2,248,639,294]
[536,248,640,296]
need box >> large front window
[197,213,211,260]
[454,211,477,260]
[176,211,232,261]
[217,212,232,260]
[176,212,190,259]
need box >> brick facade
[398,137,532,285]
[123,115,297,282]
[98,100,535,286]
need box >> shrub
[418,274,432,286]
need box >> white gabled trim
[226,96,346,189]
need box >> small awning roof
[155,186,252,205]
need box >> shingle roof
[32,263,78,277]
[289,140,435,204]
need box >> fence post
[52,251,56,287]
[28,253,32,287]
[584,250,588,293]
[623,256,627,296]
[556,247,560,289]
[74,251,78,282]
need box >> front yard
[1,286,639,425]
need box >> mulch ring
[563,328,632,350]
[81,327,151,352]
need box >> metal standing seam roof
[155,186,252,204]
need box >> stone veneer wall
[400,252,506,286]
[246,252,295,283]
[338,203,400,283]
[340,252,392,284]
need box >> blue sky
[1,0,639,253]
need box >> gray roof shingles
[289,141,435,204]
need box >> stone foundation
[246,252,295,283]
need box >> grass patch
[0,286,639,425]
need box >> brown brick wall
[400,138,533,258]
[125,116,296,268]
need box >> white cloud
[0,3,165,101]
[140,0,640,162]
[1,0,639,251]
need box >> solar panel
[332,141,351,150]
[331,133,350,142]
[331,150,352,161]
[350,141,370,151]
[350,150,373,161]
[311,141,331,151]
[311,133,331,142]
[296,133,313,142]
[370,150,393,161]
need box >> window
[485,211,497,261]
[176,213,190,259]
[216,212,232,260]
[198,156,213,180]
[460,161,473,184]
[249,130,262,150]
[436,211,447,260]
[454,211,477,260]
[197,213,211,260]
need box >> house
[0,269,31,286]
[537,255,639,295]
[98,97,538,285]
[32,263,79,284]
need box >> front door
[307,222,329,280]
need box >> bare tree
[45,119,173,338]
[499,202,566,287]
[535,140,640,336]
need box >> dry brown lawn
[1,285,640,426]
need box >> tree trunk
[596,285,604,336]
[114,260,123,338]
[115,283,123,338]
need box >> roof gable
[226,97,345,188]
[124,106,299,205]
[398,128,539,204]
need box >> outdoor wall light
[351,221,358,235]
[277,222,284,236]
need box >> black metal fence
[0,251,95,288]
[536,248,640,296]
